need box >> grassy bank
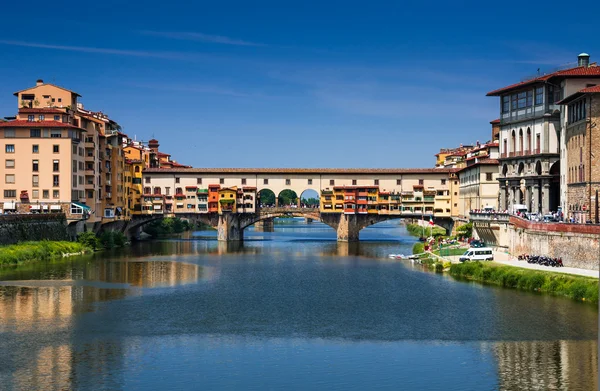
[0,241,87,266]
[449,262,599,305]
[406,223,446,237]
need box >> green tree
[278,190,298,206]
[456,222,473,238]
[259,190,276,206]
[77,231,100,251]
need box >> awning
[176,203,184,207]
[71,202,91,211]
[50,205,62,210]
[30,205,41,210]
[3,202,16,209]
[153,205,162,210]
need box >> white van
[510,204,528,215]
[459,248,494,262]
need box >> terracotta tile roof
[457,158,500,173]
[487,65,600,96]
[490,119,500,124]
[579,84,600,93]
[18,108,66,114]
[144,167,454,174]
[557,84,600,104]
[0,119,83,129]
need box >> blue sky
[1,0,598,168]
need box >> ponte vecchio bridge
[123,167,459,242]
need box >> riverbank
[449,261,598,305]
[0,241,88,266]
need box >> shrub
[77,231,101,251]
[99,231,127,249]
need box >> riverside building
[558,85,600,223]
[487,53,600,214]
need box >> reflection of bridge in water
[122,205,455,243]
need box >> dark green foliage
[449,262,598,305]
[99,231,127,249]
[278,190,298,206]
[143,218,193,237]
[77,231,101,251]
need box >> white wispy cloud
[126,82,265,98]
[0,40,211,61]
[139,31,267,47]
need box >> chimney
[36,79,44,86]
[578,53,590,67]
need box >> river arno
[0,220,597,391]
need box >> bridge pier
[305,218,313,224]
[218,214,244,242]
[254,218,274,232]
[336,214,360,242]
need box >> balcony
[105,192,112,199]
[85,141,95,148]
[85,183,95,190]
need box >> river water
[0,220,597,391]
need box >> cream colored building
[142,168,460,218]
[0,79,127,222]
[457,144,500,218]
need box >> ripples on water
[0,220,597,391]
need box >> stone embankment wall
[0,214,68,245]
[505,217,599,270]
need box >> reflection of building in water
[0,286,79,332]
[12,344,73,391]
[491,340,598,391]
[79,260,201,288]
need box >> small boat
[388,254,406,259]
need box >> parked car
[470,240,485,248]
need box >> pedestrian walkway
[439,250,598,278]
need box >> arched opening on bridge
[258,189,276,207]
[278,189,298,207]
[300,189,319,209]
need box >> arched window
[511,130,516,154]
[519,129,523,154]
[153,187,161,195]
[135,166,140,173]
[526,128,531,153]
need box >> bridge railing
[469,212,510,223]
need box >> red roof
[579,84,600,93]
[19,108,65,114]
[157,152,171,156]
[0,120,82,129]
[487,65,600,96]
[490,119,500,124]
[557,84,600,104]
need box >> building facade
[487,53,600,214]
[558,85,600,223]
[457,143,500,217]
[141,168,460,219]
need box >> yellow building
[218,187,238,214]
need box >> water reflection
[0,221,597,391]
[490,340,598,391]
